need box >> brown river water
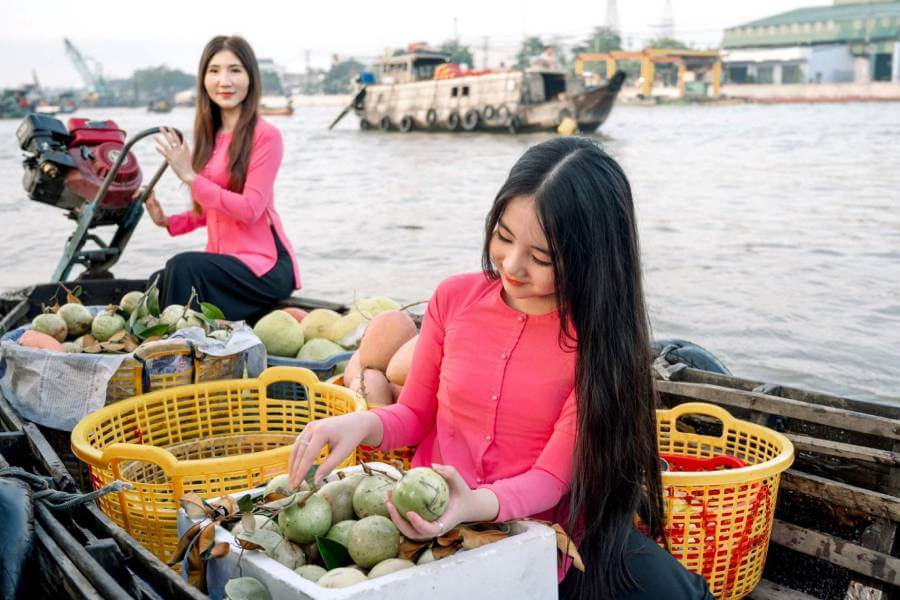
[0,102,898,403]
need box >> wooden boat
[346,50,625,134]
[259,95,294,116]
[1,279,897,598]
[147,99,173,114]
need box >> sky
[1,0,821,88]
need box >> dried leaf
[432,544,460,559]
[84,344,102,354]
[167,522,202,565]
[100,342,126,352]
[197,522,216,555]
[141,335,163,344]
[121,335,139,353]
[186,546,206,590]
[234,534,264,551]
[241,512,257,534]
[435,527,463,547]
[398,538,429,561]
[108,330,127,342]
[460,526,510,550]
[180,493,210,520]
[82,334,98,346]
[552,523,585,572]
[49,302,61,313]
[210,495,238,518]
[208,541,230,559]
[66,292,82,305]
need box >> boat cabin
[373,51,450,84]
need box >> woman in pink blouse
[289,138,711,599]
[142,35,299,321]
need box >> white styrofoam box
[177,464,559,600]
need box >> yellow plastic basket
[70,366,364,561]
[657,402,794,600]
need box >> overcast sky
[2,0,819,88]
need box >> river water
[1,102,898,404]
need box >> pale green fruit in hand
[263,473,308,499]
[391,467,450,522]
[324,519,356,548]
[347,515,401,568]
[299,309,341,341]
[368,558,414,579]
[317,567,367,589]
[91,312,125,342]
[294,564,327,583]
[254,310,304,357]
[351,474,394,519]
[296,338,346,362]
[57,303,92,337]
[277,493,332,544]
[32,313,68,342]
[119,291,148,318]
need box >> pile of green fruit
[226,465,450,590]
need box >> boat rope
[0,466,133,511]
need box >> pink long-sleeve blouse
[373,272,578,523]
[165,118,301,289]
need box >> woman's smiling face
[204,49,250,111]
[489,195,557,314]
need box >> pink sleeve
[372,283,446,450]
[190,126,283,224]
[166,209,207,236]
[482,389,577,521]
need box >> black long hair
[481,137,664,599]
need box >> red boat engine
[18,115,142,226]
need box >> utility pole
[483,36,489,69]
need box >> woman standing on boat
[287,138,712,599]
[141,35,299,321]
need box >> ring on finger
[297,437,310,446]
[436,519,446,536]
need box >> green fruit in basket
[32,313,68,343]
[278,493,333,544]
[352,474,394,519]
[91,312,125,342]
[347,515,400,568]
[224,576,271,600]
[254,310,304,357]
[266,538,306,570]
[57,303,93,337]
[368,557,414,579]
[160,304,184,327]
[294,564,327,583]
[324,519,357,548]
[296,338,346,362]
[119,291,148,318]
[354,296,401,317]
[325,311,368,348]
[299,309,341,341]
[175,310,207,332]
[317,479,358,523]
[317,567,367,589]
[392,467,450,522]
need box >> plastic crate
[267,351,354,381]
[70,366,364,561]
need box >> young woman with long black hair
[142,35,300,321]
[287,137,712,599]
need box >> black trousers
[150,229,294,323]
[559,529,714,600]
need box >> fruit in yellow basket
[32,313,68,342]
[267,538,306,570]
[317,480,357,523]
[347,515,401,568]
[278,493,333,544]
[282,307,308,324]
[350,369,393,408]
[253,310,304,357]
[386,335,417,385]
[224,577,271,600]
[20,330,65,352]
[296,338,346,362]
[58,303,93,337]
[351,473,394,519]
[294,564,327,583]
[317,567,367,589]
[324,519,357,547]
[119,291,148,318]
[368,558,414,579]
[358,311,416,371]
[354,296,401,317]
[342,352,361,387]
[325,311,368,348]
[91,311,125,342]
[392,467,450,522]
[299,309,341,341]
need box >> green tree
[260,70,284,95]
[131,66,194,101]
[648,37,690,49]
[322,59,365,94]
[438,40,474,67]
[583,26,622,53]
[515,36,545,70]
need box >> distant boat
[341,50,625,134]
[147,98,173,113]
[260,95,294,116]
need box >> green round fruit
[417,548,436,565]
[32,313,68,342]
[91,312,125,342]
[224,577,270,600]
[160,305,184,328]
[266,538,305,570]
[254,310,304,357]
[277,493,332,544]
[392,467,450,522]
[351,474,393,519]
[317,567,367,589]
[324,519,356,548]
[296,338,347,361]
[347,515,400,568]
[57,303,92,337]
[368,557,414,579]
[317,479,356,523]
[294,564,327,583]
[119,291,148,318]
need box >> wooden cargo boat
[1,279,898,598]
[344,50,626,134]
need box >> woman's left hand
[154,127,196,185]
[386,464,495,541]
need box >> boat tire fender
[496,104,510,123]
[359,118,371,130]
[508,116,522,134]
[379,116,392,131]
[482,105,496,120]
[447,112,462,131]
[651,338,731,375]
[399,116,415,132]
[558,108,574,124]
[426,108,438,126]
[462,109,480,131]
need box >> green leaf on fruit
[137,324,170,340]
[201,302,225,321]
[237,494,254,513]
[304,465,318,487]
[316,535,352,570]
[148,288,160,317]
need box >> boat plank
[748,579,821,600]
[655,380,900,440]
[34,521,104,600]
[785,433,900,466]
[781,470,900,521]
[770,519,900,586]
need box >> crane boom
[63,38,111,97]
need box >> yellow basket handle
[661,402,737,439]
[256,366,321,396]
[100,442,179,476]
